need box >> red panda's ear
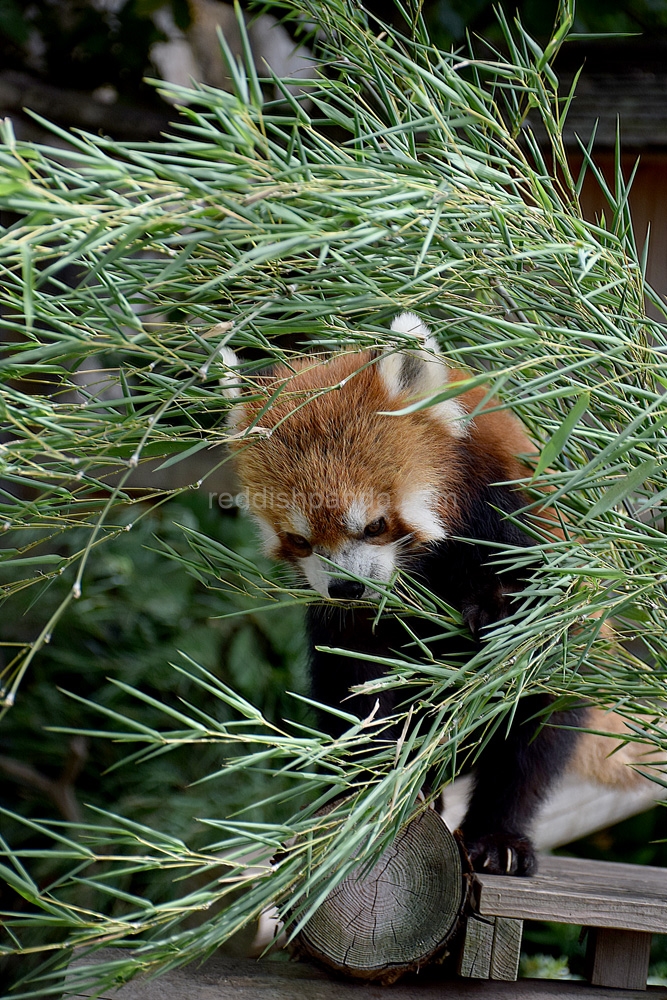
[378,314,469,437]
[389,312,439,352]
[220,347,248,434]
[220,347,242,399]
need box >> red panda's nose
[327,579,365,600]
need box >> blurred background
[2,1,667,298]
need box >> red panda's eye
[285,533,312,554]
[364,517,387,538]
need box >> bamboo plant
[1,0,666,994]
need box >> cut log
[294,808,469,984]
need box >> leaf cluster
[0,0,667,994]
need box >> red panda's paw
[461,602,497,638]
[461,590,515,640]
[464,832,537,877]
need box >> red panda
[222,314,648,876]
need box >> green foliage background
[1,0,667,994]
[3,0,667,102]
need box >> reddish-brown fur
[229,351,535,557]
[226,344,654,875]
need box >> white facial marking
[288,509,312,539]
[300,552,332,597]
[364,542,399,588]
[253,516,280,556]
[344,498,370,534]
[298,541,399,600]
[399,488,447,542]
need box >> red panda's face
[269,499,435,601]
[225,315,469,600]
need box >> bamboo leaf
[532,392,590,479]
[581,459,658,523]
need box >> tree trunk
[293,809,470,984]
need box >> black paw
[461,602,496,639]
[463,832,537,876]
[461,588,517,640]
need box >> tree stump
[293,808,469,984]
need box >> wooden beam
[490,917,523,982]
[459,914,523,982]
[587,928,652,991]
[458,915,494,978]
[473,855,667,934]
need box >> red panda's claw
[464,832,537,877]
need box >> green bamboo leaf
[153,440,212,471]
[0,1,665,993]
[0,861,39,902]
[532,391,590,479]
[382,371,496,416]
[581,459,658,523]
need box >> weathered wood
[474,855,667,933]
[458,915,494,978]
[458,915,522,983]
[65,951,667,999]
[490,917,523,982]
[587,928,652,991]
[295,808,467,982]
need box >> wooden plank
[65,951,667,1000]
[458,914,494,978]
[474,855,667,933]
[588,928,652,991]
[490,917,522,981]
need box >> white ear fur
[379,313,469,437]
[219,347,241,399]
[390,311,440,354]
[219,346,248,433]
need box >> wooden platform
[66,951,667,1000]
[461,855,667,991]
[65,855,667,999]
[474,856,667,933]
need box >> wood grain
[65,950,667,1000]
[458,915,494,978]
[490,917,523,982]
[474,855,667,933]
[588,928,652,991]
[295,808,465,981]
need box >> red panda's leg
[306,606,404,741]
[459,696,587,875]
